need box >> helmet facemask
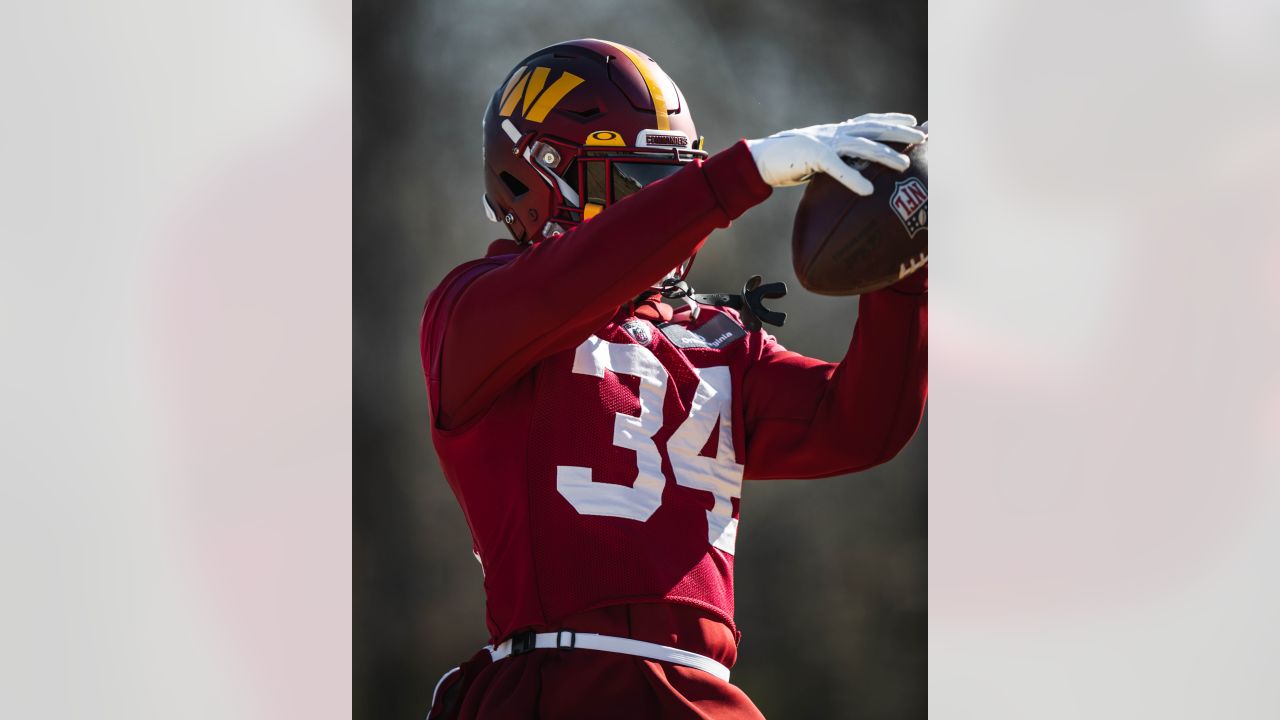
[528,131,707,234]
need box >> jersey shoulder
[420,252,518,370]
[426,253,515,310]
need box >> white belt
[486,629,731,682]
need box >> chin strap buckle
[657,278,702,319]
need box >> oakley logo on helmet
[586,130,625,147]
[498,66,585,123]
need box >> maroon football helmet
[482,39,705,246]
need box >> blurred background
[4,1,1277,720]
[354,0,926,717]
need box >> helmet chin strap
[656,277,701,318]
[649,253,696,290]
[654,265,684,288]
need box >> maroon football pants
[428,604,766,719]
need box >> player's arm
[432,113,925,430]
[741,268,927,479]
[433,141,771,430]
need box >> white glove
[745,113,926,196]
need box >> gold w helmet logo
[497,66,585,123]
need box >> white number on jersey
[555,336,746,553]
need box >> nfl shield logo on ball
[621,319,652,345]
[890,177,928,237]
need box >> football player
[421,38,927,719]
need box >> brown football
[791,138,928,295]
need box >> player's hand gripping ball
[791,122,928,296]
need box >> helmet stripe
[601,41,670,131]
[499,72,530,117]
[524,72,584,122]
[522,67,551,115]
[498,66,528,110]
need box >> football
[791,138,928,295]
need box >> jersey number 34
[556,335,744,554]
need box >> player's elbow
[868,418,921,468]
[863,397,927,469]
[824,401,926,475]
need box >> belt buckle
[556,629,576,650]
[510,630,537,656]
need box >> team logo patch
[890,177,928,237]
[497,66,585,123]
[659,314,745,350]
[621,319,652,345]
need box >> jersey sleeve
[430,140,772,430]
[740,268,928,480]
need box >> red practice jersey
[420,141,927,715]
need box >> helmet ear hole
[499,171,529,198]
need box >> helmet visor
[584,160,685,207]
[611,162,684,202]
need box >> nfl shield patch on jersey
[621,319,652,345]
